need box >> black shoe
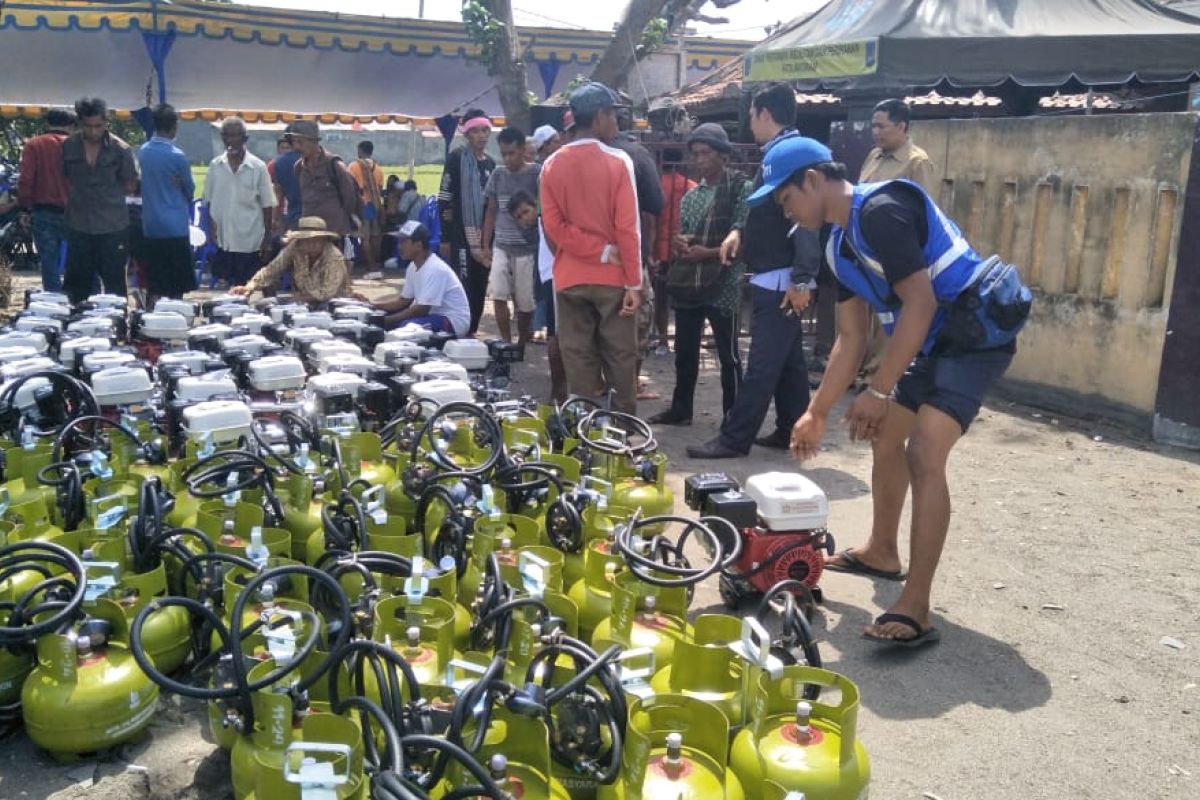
[686,437,747,459]
[648,410,692,426]
[754,430,791,450]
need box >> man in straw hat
[230,215,353,304]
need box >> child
[508,190,567,404]
[481,127,540,344]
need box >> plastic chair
[191,200,218,288]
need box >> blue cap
[569,82,625,117]
[746,137,834,206]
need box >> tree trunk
[589,0,672,94]
[483,0,532,132]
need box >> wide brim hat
[283,216,339,242]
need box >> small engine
[685,471,835,609]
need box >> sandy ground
[1,271,1198,799]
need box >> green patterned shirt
[672,170,751,313]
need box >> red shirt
[654,172,696,264]
[18,131,70,210]
[540,139,642,292]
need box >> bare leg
[827,401,916,574]
[866,405,962,639]
[516,311,533,345]
[494,300,512,343]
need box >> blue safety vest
[827,180,981,354]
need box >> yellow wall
[908,113,1195,419]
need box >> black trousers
[454,246,489,336]
[719,285,810,452]
[64,229,127,305]
[669,304,742,420]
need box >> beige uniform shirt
[858,139,936,191]
[245,240,352,303]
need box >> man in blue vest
[754,136,1020,647]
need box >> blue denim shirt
[138,136,194,239]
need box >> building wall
[834,113,1197,426]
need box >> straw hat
[283,217,339,242]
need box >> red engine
[737,526,830,594]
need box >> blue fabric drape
[536,59,562,99]
[132,106,155,139]
[435,114,459,158]
[140,29,177,104]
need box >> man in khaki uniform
[857,98,937,376]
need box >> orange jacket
[540,138,642,291]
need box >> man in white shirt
[203,116,277,287]
[374,221,471,336]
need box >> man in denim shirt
[138,104,196,300]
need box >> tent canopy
[0,0,745,119]
[743,0,1200,90]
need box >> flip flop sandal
[824,549,907,581]
[863,612,941,648]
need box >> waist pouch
[939,255,1032,352]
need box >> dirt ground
[1,272,1197,799]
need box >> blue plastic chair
[192,200,218,289]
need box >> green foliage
[637,17,670,57]
[462,1,506,67]
[1,116,146,162]
[555,74,592,104]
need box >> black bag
[666,170,746,305]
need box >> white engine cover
[373,340,423,365]
[285,327,335,349]
[82,351,137,372]
[67,317,116,338]
[385,323,432,345]
[0,346,40,365]
[308,340,363,366]
[306,371,366,399]
[1,356,57,380]
[158,350,214,376]
[221,334,271,358]
[14,316,63,333]
[743,472,830,532]
[189,323,234,342]
[443,339,490,371]
[411,361,469,383]
[247,355,307,392]
[176,372,239,402]
[269,303,310,324]
[288,311,334,330]
[27,301,70,318]
[139,312,190,340]
[319,353,375,378]
[183,400,252,443]
[58,336,113,365]
[410,378,474,406]
[0,332,49,354]
[86,293,128,309]
[92,366,153,406]
[231,313,272,334]
[333,304,373,322]
[153,298,198,322]
[25,292,69,306]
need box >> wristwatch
[791,283,812,293]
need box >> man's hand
[352,290,371,303]
[780,286,812,314]
[790,411,826,462]
[719,229,741,265]
[229,284,251,297]
[479,248,493,268]
[620,288,641,317]
[843,391,890,443]
[439,243,452,261]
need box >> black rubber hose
[332,694,403,775]
[401,735,505,800]
[0,542,86,644]
[615,514,725,587]
[51,414,142,466]
[410,401,503,476]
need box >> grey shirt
[484,162,540,255]
[62,131,139,235]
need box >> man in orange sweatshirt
[540,83,643,413]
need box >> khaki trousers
[555,284,638,414]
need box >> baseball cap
[396,220,431,245]
[532,124,558,150]
[746,136,835,206]
[569,82,625,117]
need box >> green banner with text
[744,39,879,83]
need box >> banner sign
[744,39,878,83]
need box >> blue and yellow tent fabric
[0,0,747,121]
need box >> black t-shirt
[835,182,929,302]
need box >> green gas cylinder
[598,694,745,800]
[447,709,571,800]
[111,562,192,674]
[591,571,693,671]
[566,539,624,643]
[729,665,870,800]
[328,432,396,495]
[649,614,745,726]
[608,452,674,527]
[221,525,292,561]
[277,471,328,562]
[382,451,417,522]
[372,593,459,692]
[560,504,633,591]
[5,491,64,544]
[456,513,540,606]
[217,560,317,657]
[197,499,267,545]
[245,728,368,800]
[21,598,159,761]
[164,459,201,529]
[4,442,57,507]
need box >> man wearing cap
[288,120,361,241]
[271,126,303,232]
[372,221,471,337]
[648,123,749,426]
[764,136,1020,647]
[531,125,561,163]
[540,82,643,413]
[203,116,276,288]
[437,109,496,336]
[230,216,352,304]
[687,83,820,459]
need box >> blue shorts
[894,347,1014,433]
